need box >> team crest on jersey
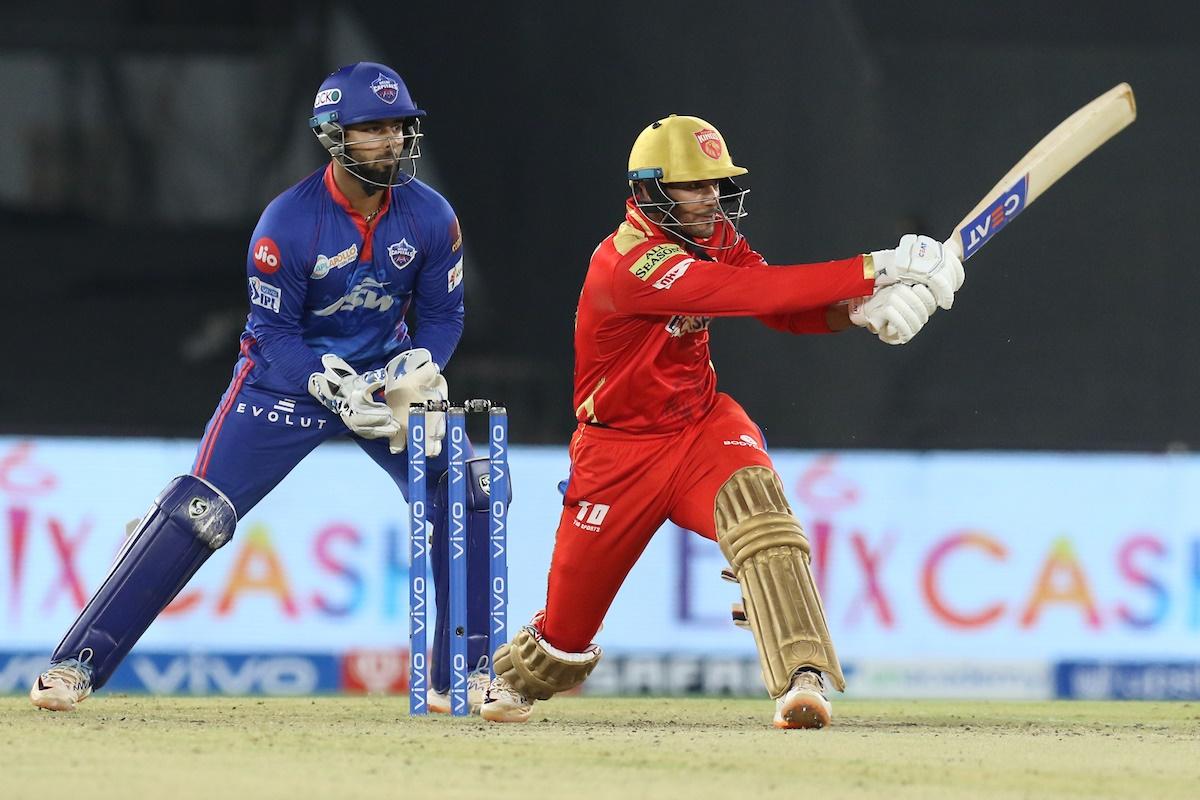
[388,239,417,270]
[371,73,399,104]
[693,128,723,159]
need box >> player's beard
[353,159,399,195]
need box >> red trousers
[539,393,775,652]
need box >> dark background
[3,1,1195,450]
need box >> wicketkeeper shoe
[480,676,533,723]
[427,670,490,715]
[30,658,94,711]
[773,669,832,730]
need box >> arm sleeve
[244,203,324,389]
[722,238,844,335]
[608,240,874,317]
[411,195,465,368]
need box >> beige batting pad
[492,627,602,701]
[715,466,845,697]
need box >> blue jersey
[240,164,465,392]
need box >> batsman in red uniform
[482,115,964,728]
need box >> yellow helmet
[626,114,749,251]
[627,114,748,184]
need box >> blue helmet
[309,62,426,187]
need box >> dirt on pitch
[2,696,1198,799]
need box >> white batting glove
[307,354,401,439]
[869,234,965,310]
[383,348,449,456]
[849,283,938,345]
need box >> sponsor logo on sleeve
[722,433,762,449]
[629,243,683,281]
[387,239,418,270]
[447,258,464,292]
[252,237,282,274]
[313,88,342,109]
[449,216,463,253]
[652,258,693,289]
[370,73,399,104]
[693,128,723,159]
[248,276,282,312]
[311,243,359,279]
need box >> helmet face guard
[312,113,423,188]
[308,62,427,188]
[629,168,749,251]
[626,115,750,252]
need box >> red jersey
[572,200,875,433]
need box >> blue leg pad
[50,475,236,690]
[431,456,511,692]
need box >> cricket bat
[945,82,1137,261]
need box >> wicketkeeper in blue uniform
[31,62,502,713]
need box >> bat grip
[943,236,965,263]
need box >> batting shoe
[480,676,533,723]
[773,669,832,730]
[30,657,94,711]
[427,670,490,715]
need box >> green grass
[2,696,1198,799]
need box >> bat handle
[943,235,965,263]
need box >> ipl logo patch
[388,239,417,270]
[370,73,399,104]
[693,128,723,159]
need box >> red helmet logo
[693,128,723,160]
[252,237,282,274]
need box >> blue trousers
[51,353,491,693]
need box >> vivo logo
[129,654,321,695]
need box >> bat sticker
[958,175,1028,259]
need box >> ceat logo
[693,128,723,159]
[370,73,399,104]
[252,237,282,274]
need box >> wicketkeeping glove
[307,354,401,439]
[383,348,449,456]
